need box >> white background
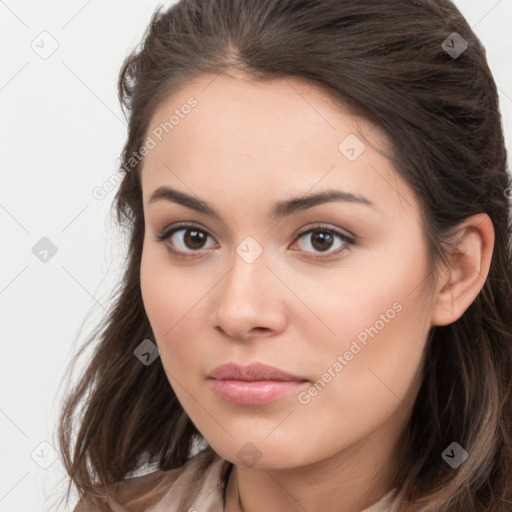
[1,1,511,510]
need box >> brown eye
[153,224,217,256]
[309,231,335,251]
[182,228,208,250]
[153,223,356,260]
[291,225,355,259]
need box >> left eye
[152,223,355,259]
[292,227,354,257]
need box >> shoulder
[361,488,398,512]
[73,446,231,511]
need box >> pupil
[185,229,206,249]
[312,231,333,251]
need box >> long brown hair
[57,0,512,510]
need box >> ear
[430,213,495,327]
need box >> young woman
[58,0,512,510]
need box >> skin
[139,73,494,512]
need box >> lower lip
[208,379,308,405]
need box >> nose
[211,243,287,342]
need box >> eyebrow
[148,186,375,220]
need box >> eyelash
[152,222,356,260]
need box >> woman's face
[139,74,437,469]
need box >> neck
[223,411,406,512]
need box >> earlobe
[430,213,495,327]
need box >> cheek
[140,243,187,356]
[140,245,168,331]
[301,243,431,413]
[139,243,209,374]
[289,280,429,459]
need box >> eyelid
[152,221,209,241]
[294,224,356,244]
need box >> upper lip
[208,362,307,382]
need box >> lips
[207,362,308,382]
[207,362,309,405]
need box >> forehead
[143,73,381,159]
[140,73,418,221]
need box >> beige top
[75,446,396,511]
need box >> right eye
[152,223,218,257]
